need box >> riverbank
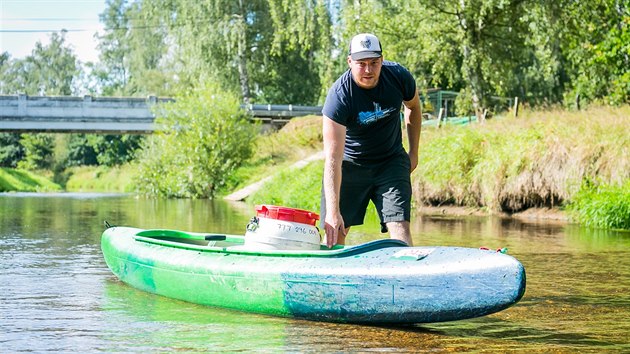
[0,165,136,194]
[417,205,569,222]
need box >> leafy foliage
[17,134,55,171]
[0,133,25,168]
[337,0,627,114]
[0,31,79,95]
[92,0,334,104]
[135,85,258,198]
[88,135,143,166]
[64,135,99,167]
[92,0,170,96]
[558,0,630,106]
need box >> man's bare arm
[403,89,422,172]
[322,116,347,247]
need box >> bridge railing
[0,95,322,134]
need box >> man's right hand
[324,212,347,248]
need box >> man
[321,33,422,248]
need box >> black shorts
[321,152,412,233]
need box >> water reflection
[101,280,290,352]
[1,193,629,352]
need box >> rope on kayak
[104,220,115,229]
[479,247,508,254]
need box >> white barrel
[244,216,321,250]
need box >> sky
[0,0,106,63]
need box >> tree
[88,134,143,166]
[93,0,171,96]
[135,84,258,198]
[265,0,336,103]
[557,0,629,106]
[342,0,533,118]
[121,0,259,100]
[0,133,24,168]
[17,134,54,170]
[0,32,80,172]
[64,135,99,167]
[99,0,335,104]
[0,31,80,95]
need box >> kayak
[101,226,526,324]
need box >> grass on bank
[222,115,323,195]
[0,167,62,192]
[414,106,629,211]
[64,164,138,193]
[247,159,324,212]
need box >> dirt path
[223,151,324,201]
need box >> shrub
[135,85,258,198]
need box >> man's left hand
[409,152,418,173]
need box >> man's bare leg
[386,221,412,246]
[325,227,351,246]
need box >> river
[1,193,629,352]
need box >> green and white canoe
[101,226,526,324]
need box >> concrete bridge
[0,94,322,134]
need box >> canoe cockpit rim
[128,231,409,258]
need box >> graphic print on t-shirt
[357,102,395,125]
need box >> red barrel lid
[255,205,319,226]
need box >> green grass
[0,167,62,192]
[64,164,138,193]
[222,115,323,195]
[247,159,324,212]
[567,181,630,230]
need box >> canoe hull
[102,227,526,323]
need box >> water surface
[1,194,628,352]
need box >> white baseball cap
[349,33,382,60]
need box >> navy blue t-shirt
[322,60,416,164]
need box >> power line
[1,18,98,21]
[0,19,213,33]
[0,29,90,33]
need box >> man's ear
[347,56,352,67]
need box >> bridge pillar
[18,94,27,117]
